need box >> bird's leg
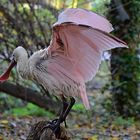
[60,96,69,127]
[41,96,68,137]
[50,97,75,138]
[51,95,68,127]
[61,97,75,123]
[53,97,75,128]
[42,97,75,138]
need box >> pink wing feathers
[46,8,127,109]
[53,8,114,33]
[51,25,127,82]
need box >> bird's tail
[79,85,90,110]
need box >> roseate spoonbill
[0,8,127,134]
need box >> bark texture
[0,82,60,114]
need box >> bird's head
[12,46,27,62]
[0,46,27,82]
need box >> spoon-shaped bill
[0,60,16,82]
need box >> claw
[41,119,61,138]
[52,118,67,128]
[51,119,58,124]
[64,120,67,128]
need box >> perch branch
[0,82,60,114]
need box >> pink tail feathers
[79,85,90,110]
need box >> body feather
[28,8,127,109]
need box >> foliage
[47,0,92,9]
[0,114,140,139]
[0,0,58,112]
[112,116,135,127]
[4,103,54,117]
[108,0,140,117]
[72,103,85,111]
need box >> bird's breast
[28,50,84,98]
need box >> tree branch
[11,0,59,18]
[0,82,60,114]
[0,4,28,47]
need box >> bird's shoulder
[28,49,49,71]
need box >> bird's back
[28,48,85,99]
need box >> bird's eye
[12,54,15,58]
[12,54,16,61]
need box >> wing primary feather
[94,29,127,46]
[53,8,114,33]
[47,10,128,109]
[78,24,91,28]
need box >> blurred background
[0,0,140,139]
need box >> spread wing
[53,8,114,33]
[47,25,127,82]
[47,8,127,82]
[44,8,127,109]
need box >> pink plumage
[44,9,127,109]
[0,8,127,110]
[53,8,114,32]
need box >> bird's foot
[41,119,61,138]
[52,118,67,128]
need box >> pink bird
[0,8,127,135]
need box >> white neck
[17,54,29,79]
